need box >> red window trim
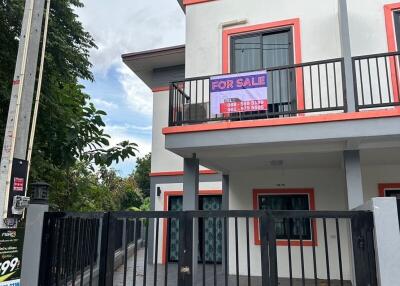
[222,18,304,111]
[378,183,400,197]
[183,0,216,6]
[161,189,223,264]
[252,188,318,247]
[384,3,400,103]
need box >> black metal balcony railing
[169,52,400,127]
[353,51,400,110]
[169,58,347,126]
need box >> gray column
[338,0,356,112]
[183,156,199,283]
[222,174,229,210]
[344,150,364,209]
[21,202,48,285]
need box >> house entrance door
[167,195,223,263]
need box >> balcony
[168,51,400,128]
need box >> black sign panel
[7,159,28,218]
[0,228,24,284]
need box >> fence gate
[38,210,377,286]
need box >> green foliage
[133,153,151,197]
[0,0,140,211]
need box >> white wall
[185,0,341,78]
[228,168,352,279]
[152,90,184,173]
[348,0,396,57]
[362,164,400,199]
[151,89,217,173]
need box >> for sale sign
[0,229,24,285]
[210,70,268,117]
[12,179,23,192]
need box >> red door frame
[161,189,223,264]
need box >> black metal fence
[353,51,400,110]
[169,58,346,126]
[39,210,377,286]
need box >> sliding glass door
[231,28,296,115]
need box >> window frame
[378,183,400,197]
[161,190,223,264]
[230,27,294,74]
[252,188,318,246]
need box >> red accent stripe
[183,0,215,6]
[152,86,170,92]
[163,108,400,135]
[384,3,400,103]
[12,80,20,85]
[150,170,218,177]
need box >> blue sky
[76,0,185,176]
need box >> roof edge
[121,45,185,61]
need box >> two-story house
[122,0,400,283]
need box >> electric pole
[0,0,46,227]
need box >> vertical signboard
[210,70,268,117]
[7,159,28,218]
[0,228,24,285]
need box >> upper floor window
[230,28,294,73]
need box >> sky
[76,0,185,176]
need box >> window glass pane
[259,194,311,240]
[262,32,291,68]
[263,31,292,105]
[232,35,261,73]
[394,11,400,48]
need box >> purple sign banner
[210,70,268,116]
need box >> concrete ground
[113,248,351,286]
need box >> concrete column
[356,198,400,286]
[20,202,48,285]
[338,0,356,112]
[344,150,364,209]
[183,156,199,283]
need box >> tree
[0,0,138,211]
[133,153,151,197]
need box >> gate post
[177,212,193,286]
[98,212,116,286]
[350,212,377,286]
[21,183,49,285]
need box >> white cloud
[92,98,118,110]
[105,124,152,157]
[76,0,185,75]
[75,0,184,175]
[117,63,153,116]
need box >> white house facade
[122,0,400,284]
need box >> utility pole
[0,0,46,227]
